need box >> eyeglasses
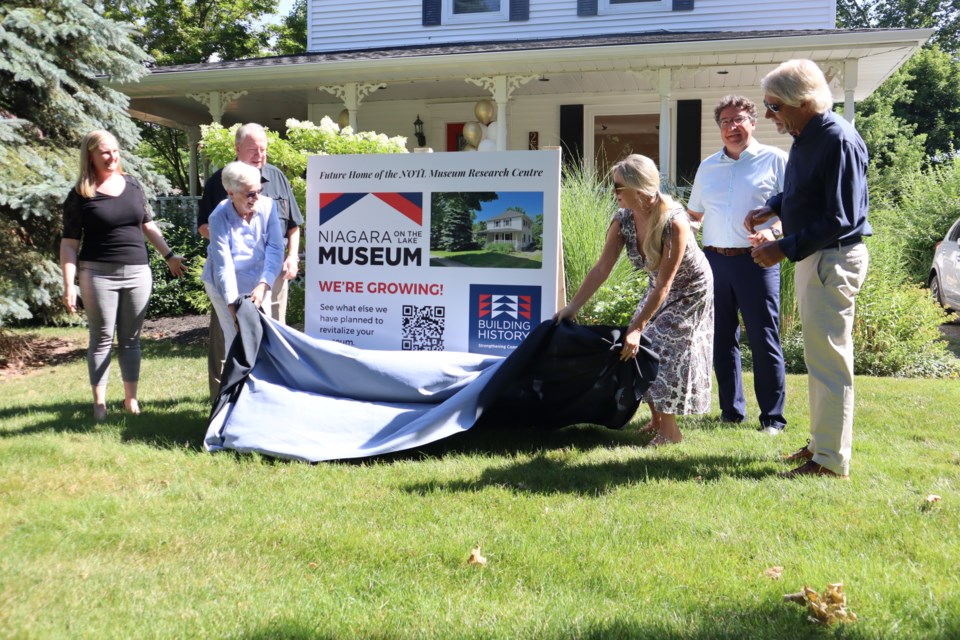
[763,100,784,113]
[718,115,753,128]
[245,189,263,200]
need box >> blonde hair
[611,154,677,272]
[762,59,834,114]
[75,130,122,198]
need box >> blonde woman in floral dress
[555,154,714,445]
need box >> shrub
[146,217,207,318]
[560,163,646,326]
[485,242,514,254]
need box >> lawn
[430,249,543,268]
[0,326,958,639]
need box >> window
[600,0,671,13]
[424,0,528,26]
[443,0,507,23]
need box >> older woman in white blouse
[202,161,284,357]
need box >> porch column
[658,68,672,181]
[465,74,537,150]
[186,90,248,124]
[843,59,859,124]
[186,125,201,196]
[318,82,386,130]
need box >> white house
[114,0,933,195]
[478,208,536,250]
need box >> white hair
[762,59,834,114]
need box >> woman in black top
[60,130,186,421]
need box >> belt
[826,235,863,250]
[704,246,751,257]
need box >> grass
[1,327,959,639]
[430,249,543,268]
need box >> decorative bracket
[187,90,247,124]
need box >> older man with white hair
[199,123,303,397]
[745,59,871,479]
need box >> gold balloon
[474,100,495,125]
[462,121,483,147]
[337,109,350,129]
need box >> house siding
[308,0,835,53]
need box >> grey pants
[78,261,152,387]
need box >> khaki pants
[207,276,287,399]
[794,243,869,476]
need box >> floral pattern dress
[613,207,714,415]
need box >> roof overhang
[112,28,934,129]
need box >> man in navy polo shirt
[688,95,789,435]
[746,59,870,479]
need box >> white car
[930,216,960,311]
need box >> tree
[272,0,308,56]
[430,192,498,251]
[0,0,164,325]
[104,0,279,66]
[837,0,960,53]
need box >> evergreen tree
[0,0,164,325]
[441,207,476,252]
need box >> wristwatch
[771,227,783,239]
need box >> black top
[62,175,153,264]
[766,110,871,262]
[198,162,303,234]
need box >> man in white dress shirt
[687,95,789,434]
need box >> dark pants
[705,251,787,428]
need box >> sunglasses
[612,182,627,193]
[763,100,784,113]
[245,189,263,200]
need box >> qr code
[401,305,445,351]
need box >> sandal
[645,432,679,448]
[93,403,107,422]
[638,421,658,435]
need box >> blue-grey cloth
[766,110,871,262]
[205,299,659,462]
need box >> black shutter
[423,0,441,26]
[510,0,529,21]
[577,0,598,17]
[672,0,694,10]
[675,100,701,188]
[559,104,584,168]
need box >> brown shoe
[783,439,814,462]
[780,460,848,479]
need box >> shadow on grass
[233,602,910,639]
[0,396,210,451]
[0,338,211,449]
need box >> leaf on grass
[467,545,487,566]
[784,581,857,625]
[926,494,941,504]
[307,562,318,570]
[764,566,783,580]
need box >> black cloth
[62,175,153,264]
[198,162,303,233]
[478,321,660,430]
[766,110,871,262]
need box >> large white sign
[305,150,561,354]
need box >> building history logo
[468,284,541,355]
